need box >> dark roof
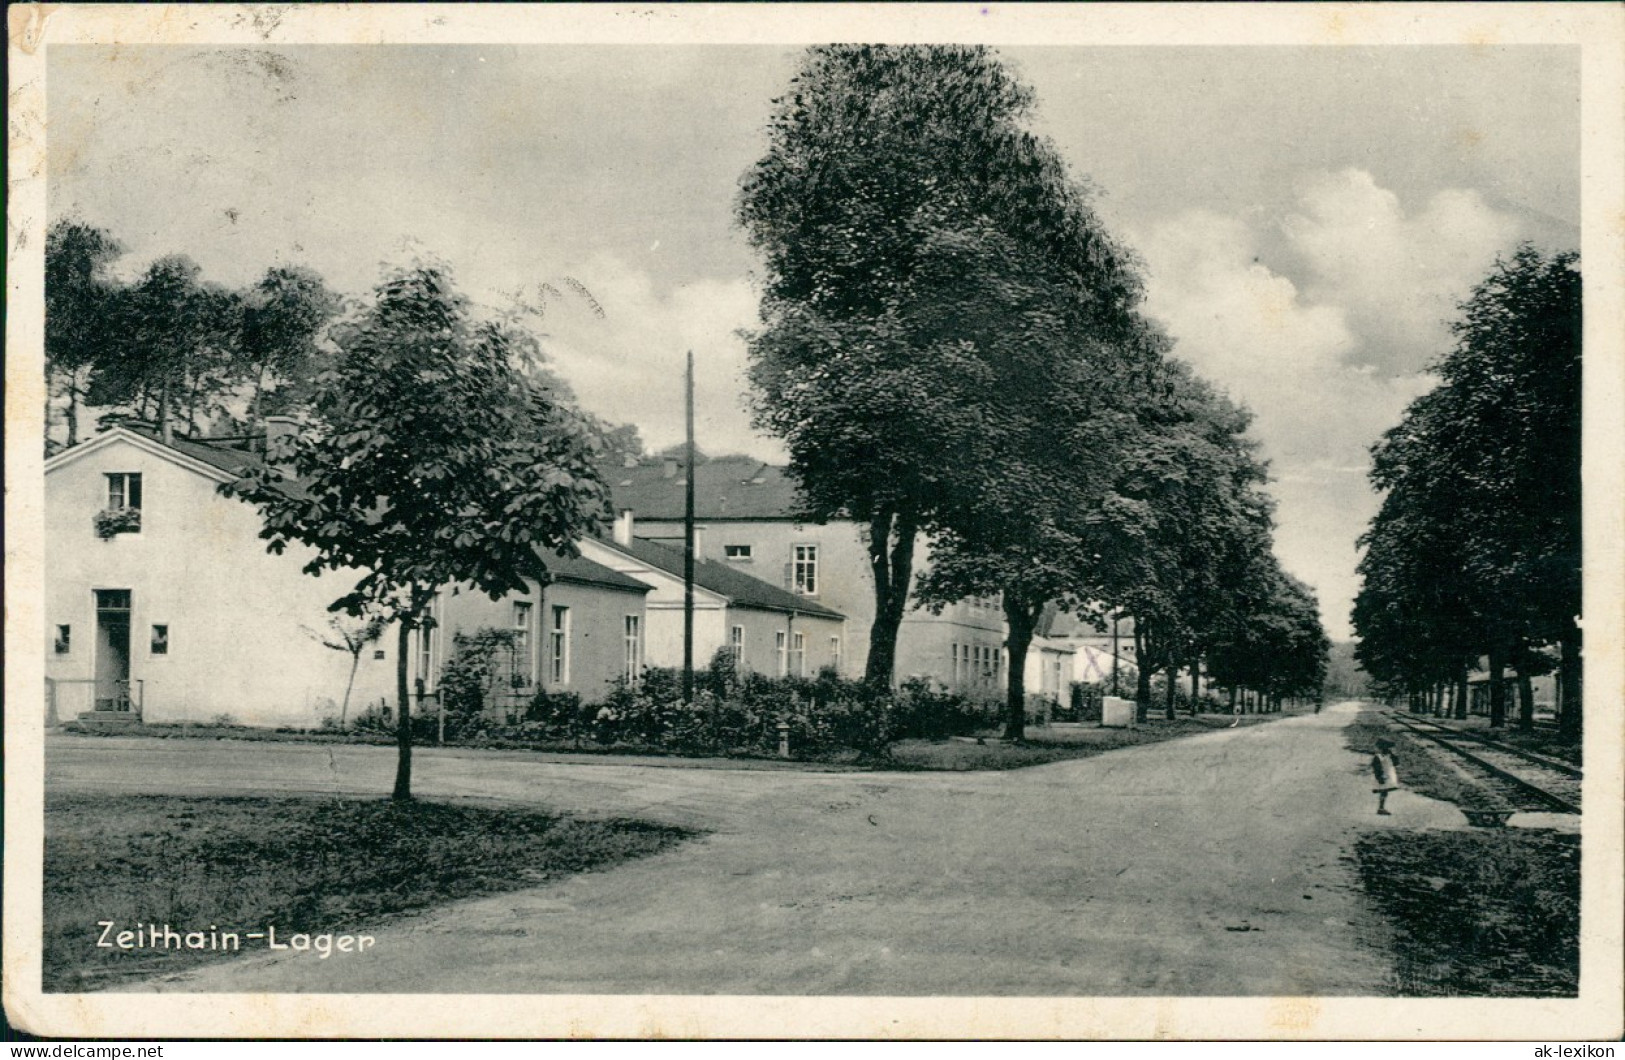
[122,426,269,477]
[109,427,646,594]
[609,535,843,619]
[609,455,803,520]
[539,550,651,594]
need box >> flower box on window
[94,507,142,539]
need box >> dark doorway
[94,589,132,711]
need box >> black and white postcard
[6,2,1623,1041]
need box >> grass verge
[59,709,1304,773]
[1343,709,1487,807]
[888,711,1299,771]
[44,793,692,992]
[1355,828,1578,996]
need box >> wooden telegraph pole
[683,350,696,704]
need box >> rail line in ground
[1383,711,1581,815]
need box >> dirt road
[48,703,1435,994]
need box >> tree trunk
[1163,660,1177,721]
[1454,667,1469,721]
[1189,657,1200,713]
[66,370,82,447]
[1003,597,1038,742]
[393,614,414,802]
[340,649,361,729]
[1228,686,1237,714]
[1559,624,1581,737]
[155,374,173,444]
[862,508,917,689]
[1517,669,1536,733]
[1133,624,1151,723]
[1488,647,1507,729]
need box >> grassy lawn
[889,711,1298,771]
[1355,828,1579,996]
[44,793,692,992]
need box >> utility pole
[683,350,696,704]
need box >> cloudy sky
[47,44,1579,640]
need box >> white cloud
[514,256,782,462]
[1125,171,1516,638]
[1281,168,1524,373]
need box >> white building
[44,426,399,728]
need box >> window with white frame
[775,630,788,677]
[512,601,533,683]
[792,544,818,595]
[723,544,752,561]
[791,631,806,677]
[830,636,841,675]
[106,472,143,511]
[550,605,571,686]
[624,615,641,683]
[729,625,744,665]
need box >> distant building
[418,552,652,714]
[578,519,845,677]
[610,455,1004,690]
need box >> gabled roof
[45,426,248,484]
[50,427,648,595]
[538,549,651,594]
[608,455,804,520]
[604,535,843,619]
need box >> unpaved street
[48,703,1451,994]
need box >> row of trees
[737,45,1328,737]
[45,220,341,450]
[1352,245,1581,735]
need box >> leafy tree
[1353,245,1580,733]
[239,265,342,420]
[222,264,610,800]
[739,44,1141,688]
[87,255,243,439]
[45,219,123,450]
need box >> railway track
[1384,711,1581,815]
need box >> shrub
[438,628,521,725]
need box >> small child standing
[1371,738,1401,815]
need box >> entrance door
[94,589,132,711]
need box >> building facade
[578,525,846,678]
[45,428,399,727]
[613,456,1005,690]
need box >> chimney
[613,509,635,547]
[263,416,299,474]
[264,416,299,451]
[662,457,678,479]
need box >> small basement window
[151,624,169,655]
[723,544,753,560]
[55,625,71,654]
